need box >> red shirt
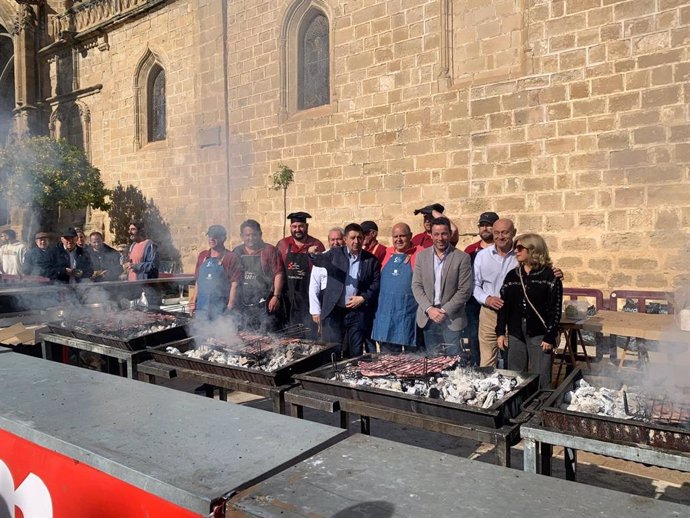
[232,242,283,278]
[194,249,243,284]
[276,235,325,264]
[464,240,490,262]
[364,240,387,263]
[381,245,420,269]
[411,232,433,249]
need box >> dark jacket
[310,247,381,320]
[23,247,51,277]
[87,243,122,282]
[47,243,94,283]
[496,265,563,346]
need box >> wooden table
[582,311,689,343]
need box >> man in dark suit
[412,217,473,355]
[309,223,381,357]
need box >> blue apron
[196,253,230,319]
[371,253,417,347]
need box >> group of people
[1,203,563,387]
[189,205,563,388]
[0,223,159,286]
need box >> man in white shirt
[474,218,563,367]
[473,219,518,367]
[0,229,27,275]
[309,228,344,329]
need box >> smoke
[187,312,244,350]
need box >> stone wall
[29,0,690,291]
[227,0,690,291]
[45,0,231,265]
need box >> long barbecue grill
[139,326,338,413]
[289,353,540,466]
[522,368,690,478]
[46,308,190,350]
[40,308,191,378]
[147,330,338,387]
[297,354,539,428]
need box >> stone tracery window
[148,65,166,142]
[134,49,166,148]
[298,11,329,110]
[0,25,14,146]
[280,1,333,119]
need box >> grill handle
[509,389,554,425]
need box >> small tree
[108,182,181,267]
[270,163,295,237]
[0,137,110,238]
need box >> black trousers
[322,306,373,358]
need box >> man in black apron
[276,212,325,332]
[233,219,284,332]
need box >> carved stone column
[11,0,43,137]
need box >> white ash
[561,379,641,419]
[335,368,523,409]
[165,342,324,372]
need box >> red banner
[0,428,202,517]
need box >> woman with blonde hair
[496,233,562,388]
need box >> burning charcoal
[428,387,441,399]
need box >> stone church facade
[1,0,689,291]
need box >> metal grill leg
[540,443,553,476]
[360,416,371,435]
[564,447,577,481]
[523,439,538,474]
[495,438,511,467]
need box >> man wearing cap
[412,217,473,355]
[233,219,284,331]
[411,204,459,249]
[276,212,325,329]
[361,221,386,263]
[23,231,52,277]
[463,211,500,366]
[87,232,122,282]
[309,223,380,357]
[47,227,94,284]
[189,225,243,320]
[0,229,27,275]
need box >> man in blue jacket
[309,223,380,358]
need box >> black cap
[62,227,78,238]
[414,203,445,216]
[478,212,500,225]
[360,221,378,233]
[207,224,227,239]
[287,212,312,223]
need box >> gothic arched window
[298,11,329,110]
[280,2,333,119]
[66,104,84,150]
[148,66,166,142]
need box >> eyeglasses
[514,244,530,252]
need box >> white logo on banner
[0,460,53,518]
